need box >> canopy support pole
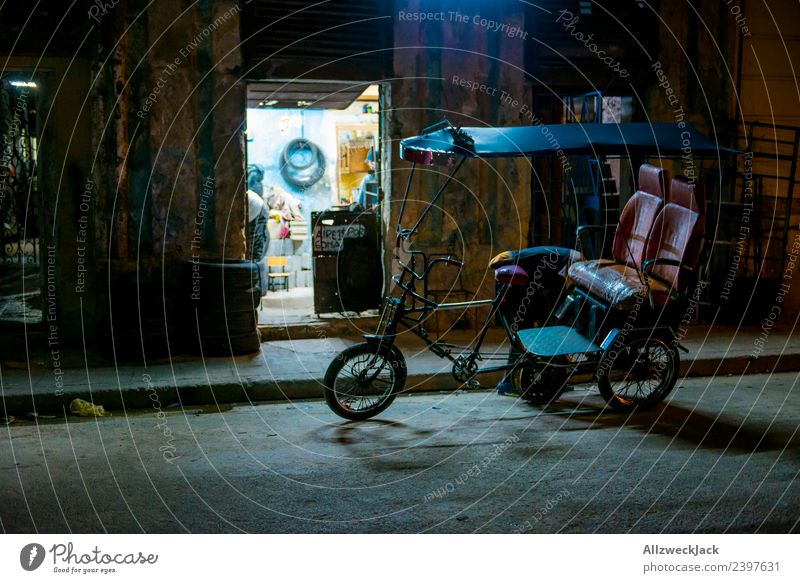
[404,157,465,239]
[396,162,416,234]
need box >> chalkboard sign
[311,211,381,314]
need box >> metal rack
[732,121,799,279]
[703,121,800,321]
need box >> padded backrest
[644,176,705,292]
[612,164,669,267]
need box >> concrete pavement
[1,372,798,533]
[2,325,800,417]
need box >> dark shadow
[330,419,406,445]
[310,417,441,447]
[531,396,799,454]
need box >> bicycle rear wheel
[597,336,679,412]
[515,365,568,405]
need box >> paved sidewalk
[1,326,799,416]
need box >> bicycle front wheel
[324,342,407,420]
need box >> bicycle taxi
[324,120,730,420]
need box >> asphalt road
[2,372,799,533]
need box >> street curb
[1,353,797,416]
[258,318,380,341]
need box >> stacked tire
[179,259,261,356]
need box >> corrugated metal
[242,0,391,80]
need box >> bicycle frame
[369,246,607,384]
[368,289,513,383]
[365,151,550,381]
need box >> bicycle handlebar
[427,255,464,271]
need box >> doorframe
[242,78,392,317]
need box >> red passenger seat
[643,176,705,295]
[568,175,704,310]
[612,164,670,268]
[567,164,669,309]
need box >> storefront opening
[244,81,384,326]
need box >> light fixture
[10,80,37,88]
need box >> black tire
[180,260,259,290]
[515,365,568,406]
[597,336,679,412]
[324,342,406,420]
[184,290,261,312]
[280,138,326,188]
[194,331,262,356]
[194,309,257,333]
[179,259,261,355]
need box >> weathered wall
[389,0,532,306]
[648,1,737,137]
[648,0,800,320]
[734,0,800,317]
[93,0,246,274]
[78,0,246,353]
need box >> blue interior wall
[246,108,337,221]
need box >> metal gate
[0,77,39,266]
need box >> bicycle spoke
[333,349,396,413]
[607,338,675,406]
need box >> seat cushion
[611,163,669,267]
[495,265,529,286]
[489,246,582,270]
[638,163,670,199]
[568,260,670,311]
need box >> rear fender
[600,326,679,351]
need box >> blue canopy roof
[399,122,733,165]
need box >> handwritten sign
[313,223,367,253]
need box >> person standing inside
[248,189,270,297]
[357,148,378,208]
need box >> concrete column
[389,1,531,302]
[94,0,246,269]
[85,0,247,357]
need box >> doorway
[244,80,385,326]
